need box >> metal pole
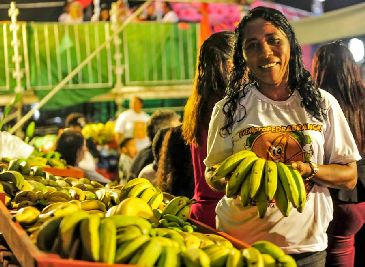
[9,0,153,135]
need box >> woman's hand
[204,166,227,192]
[290,161,358,190]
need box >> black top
[128,146,154,180]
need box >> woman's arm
[291,161,357,190]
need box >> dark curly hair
[312,41,365,152]
[182,31,235,146]
[221,6,326,136]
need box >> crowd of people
[58,0,179,23]
[50,4,365,267]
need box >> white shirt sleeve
[114,112,127,134]
[322,92,361,164]
[204,102,233,168]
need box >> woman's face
[242,18,290,88]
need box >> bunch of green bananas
[212,150,306,218]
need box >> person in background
[58,0,84,23]
[55,130,110,184]
[161,1,178,23]
[139,3,156,21]
[138,127,170,184]
[156,125,194,198]
[118,137,137,184]
[182,31,235,228]
[114,96,150,152]
[204,7,359,266]
[312,41,365,267]
[128,109,180,180]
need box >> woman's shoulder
[318,88,341,109]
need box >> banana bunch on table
[211,150,307,218]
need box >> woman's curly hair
[220,6,326,136]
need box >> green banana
[14,190,38,203]
[248,158,266,199]
[181,248,211,267]
[116,225,143,244]
[163,196,191,216]
[226,248,243,267]
[135,237,163,267]
[288,166,307,213]
[36,217,63,252]
[264,160,278,201]
[80,214,100,261]
[255,183,268,219]
[0,181,17,196]
[277,162,299,208]
[191,232,215,248]
[261,254,276,267]
[203,245,230,267]
[154,228,186,249]
[14,206,40,225]
[163,214,185,226]
[59,210,90,256]
[109,214,152,235]
[115,235,150,263]
[176,204,192,221]
[8,159,22,172]
[242,246,264,267]
[99,218,116,264]
[226,155,258,198]
[213,150,257,180]
[274,179,291,217]
[239,174,251,207]
[157,246,180,267]
[252,240,285,260]
[277,254,297,267]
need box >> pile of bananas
[211,150,307,218]
[81,121,115,145]
[26,151,67,169]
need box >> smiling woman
[204,6,360,267]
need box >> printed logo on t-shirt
[238,123,323,195]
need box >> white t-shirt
[162,11,179,23]
[114,109,150,152]
[204,85,361,254]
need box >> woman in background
[182,31,235,228]
[312,41,365,267]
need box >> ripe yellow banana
[248,158,266,199]
[264,160,278,201]
[140,186,158,203]
[121,178,152,197]
[136,237,163,267]
[180,232,201,249]
[242,246,264,267]
[203,245,231,267]
[128,182,153,198]
[274,179,290,217]
[252,240,285,260]
[15,206,40,225]
[226,155,258,198]
[277,254,297,267]
[148,190,164,209]
[204,234,233,248]
[176,204,192,221]
[226,248,243,267]
[289,166,307,213]
[109,214,152,235]
[80,199,106,212]
[181,248,211,267]
[114,235,150,263]
[261,254,276,267]
[59,210,90,256]
[116,225,143,244]
[277,162,299,208]
[99,218,116,264]
[157,246,180,267]
[80,214,100,261]
[213,150,257,180]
